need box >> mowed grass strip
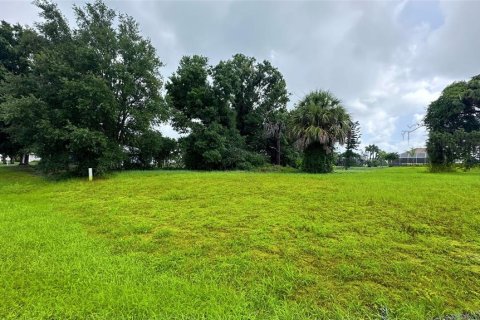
[0,166,479,319]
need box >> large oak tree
[425,75,480,170]
[1,0,167,174]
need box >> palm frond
[291,90,352,150]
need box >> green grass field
[1,166,479,319]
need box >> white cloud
[402,88,439,106]
[416,0,480,79]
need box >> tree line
[1,0,365,175]
[335,143,400,168]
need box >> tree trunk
[303,142,334,173]
[275,132,281,166]
[19,154,29,166]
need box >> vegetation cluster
[0,1,360,175]
[1,1,478,174]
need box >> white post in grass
[88,168,93,181]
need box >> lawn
[1,166,479,319]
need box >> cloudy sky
[2,0,480,152]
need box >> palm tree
[290,90,351,173]
[264,110,287,165]
[365,145,374,161]
[365,144,380,161]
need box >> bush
[125,131,177,170]
[428,164,456,173]
[181,124,267,170]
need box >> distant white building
[29,154,41,162]
[398,147,428,165]
[0,154,41,164]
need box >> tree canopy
[166,54,289,170]
[0,21,43,164]
[425,75,480,170]
[0,0,170,174]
